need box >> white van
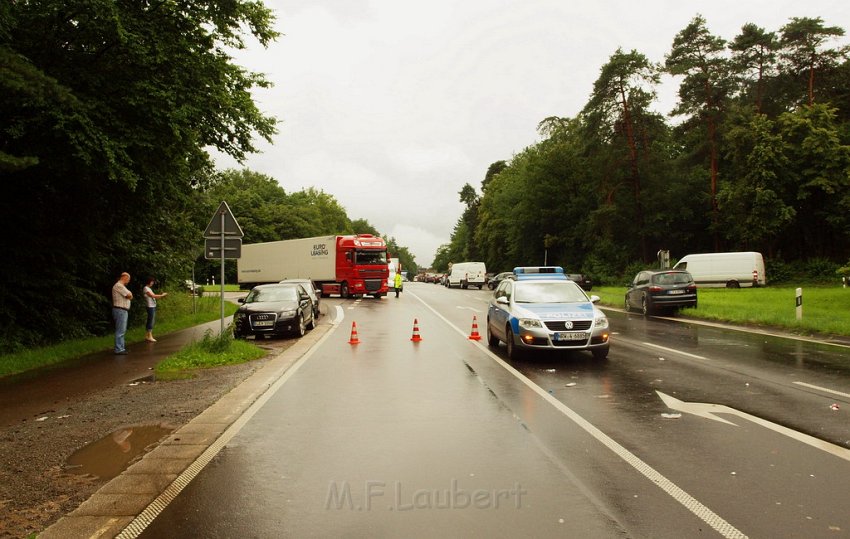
[446,262,487,289]
[387,257,401,291]
[673,252,766,288]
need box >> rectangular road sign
[205,238,242,260]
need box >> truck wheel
[341,282,349,298]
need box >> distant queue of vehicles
[415,263,592,291]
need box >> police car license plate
[254,320,274,327]
[554,331,588,341]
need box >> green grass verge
[155,328,266,380]
[594,285,850,337]
[0,292,240,378]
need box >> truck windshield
[355,250,387,265]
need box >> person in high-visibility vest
[394,272,403,298]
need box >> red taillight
[687,285,696,292]
[649,286,663,292]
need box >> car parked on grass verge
[234,283,315,339]
[487,271,515,290]
[625,270,697,316]
[279,278,321,319]
[566,273,593,291]
[487,267,610,360]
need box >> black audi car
[233,283,315,338]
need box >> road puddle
[65,423,175,480]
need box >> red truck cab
[320,234,389,298]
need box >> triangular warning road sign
[203,201,244,238]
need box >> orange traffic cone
[348,321,360,345]
[410,319,423,342]
[468,315,482,340]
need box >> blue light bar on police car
[512,266,568,280]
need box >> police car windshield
[513,281,587,303]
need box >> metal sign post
[203,201,244,334]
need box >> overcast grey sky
[214,0,849,267]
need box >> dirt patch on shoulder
[0,338,293,539]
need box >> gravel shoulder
[0,339,293,539]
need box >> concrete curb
[40,322,334,539]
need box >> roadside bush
[766,259,793,284]
[768,258,840,285]
[803,258,840,282]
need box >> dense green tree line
[197,170,417,285]
[436,15,850,283]
[0,2,414,353]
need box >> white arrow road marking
[409,291,748,539]
[657,391,850,463]
[792,381,850,399]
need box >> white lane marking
[334,305,345,325]
[658,391,850,463]
[456,305,482,313]
[409,291,747,539]
[793,381,850,399]
[602,306,850,349]
[116,324,339,538]
[642,342,709,361]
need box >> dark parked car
[487,271,515,290]
[625,270,697,315]
[567,273,593,291]
[280,278,321,319]
[234,283,315,338]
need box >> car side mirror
[238,298,245,303]
[496,296,509,305]
[589,295,600,303]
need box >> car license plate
[254,320,274,327]
[554,331,588,341]
[668,290,685,295]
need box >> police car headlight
[518,318,542,329]
[595,314,609,329]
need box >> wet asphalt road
[134,283,850,538]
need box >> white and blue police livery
[486,267,610,360]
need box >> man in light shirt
[112,272,133,354]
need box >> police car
[486,266,610,360]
